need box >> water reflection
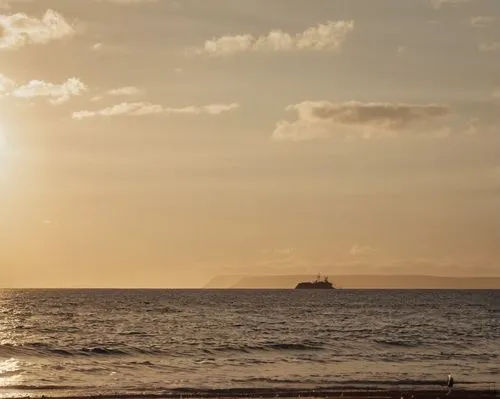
[0,357,22,395]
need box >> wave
[81,347,128,355]
[207,341,324,354]
[0,343,160,358]
[374,339,421,347]
[264,342,324,351]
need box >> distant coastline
[204,274,500,289]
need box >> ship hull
[295,282,334,289]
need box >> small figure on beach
[446,374,454,395]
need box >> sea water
[0,289,498,397]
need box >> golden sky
[1,0,499,287]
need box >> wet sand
[9,389,498,399]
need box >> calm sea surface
[0,289,498,397]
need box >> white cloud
[349,244,375,257]
[73,102,239,119]
[0,9,74,50]
[1,73,86,104]
[191,20,354,56]
[73,102,162,119]
[432,0,473,9]
[479,42,500,52]
[91,42,104,51]
[272,101,451,141]
[170,103,239,115]
[12,78,87,104]
[107,86,144,96]
[469,16,496,28]
[89,42,128,54]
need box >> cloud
[12,78,87,104]
[72,102,162,119]
[0,9,74,50]
[90,41,128,54]
[349,244,375,257]
[190,20,354,56]
[72,102,239,119]
[106,86,144,96]
[432,0,473,9]
[91,42,104,51]
[272,101,451,141]
[86,86,144,103]
[1,73,86,104]
[479,42,500,52]
[469,16,496,28]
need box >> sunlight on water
[0,289,498,397]
[0,358,22,389]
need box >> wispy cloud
[349,244,375,257]
[190,20,354,56]
[12,78,87,104]
[106,86,144,96]
[1,75,86,104]
[272,101,451,141]
[479,42,500,52]
[72,102,240,119]
[469,16,496,28]
[91,42,104,51]
[0,9,74,50]
[90,42,129,54]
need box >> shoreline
[2,388,499,399]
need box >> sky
[0,0,499,288]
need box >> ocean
[0,289,498,398]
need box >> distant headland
[204,274,500,289]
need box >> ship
[295,274,335,289]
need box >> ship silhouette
[295,274,335,289]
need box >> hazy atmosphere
[1,0,500,288]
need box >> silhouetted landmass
[203,275,243,289]
[204,274,500,289]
